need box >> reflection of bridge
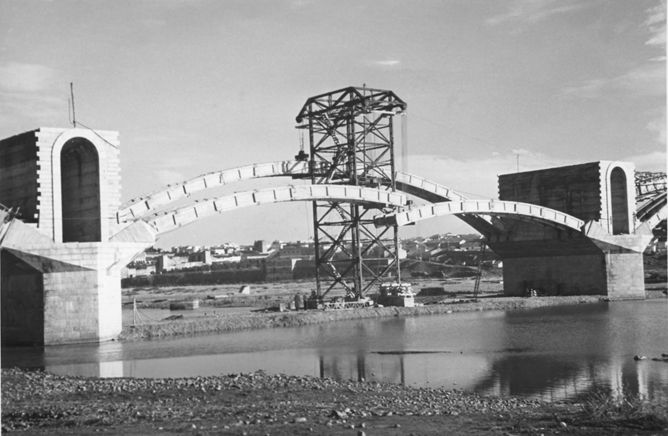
[1,87,666,345]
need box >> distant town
[122,233,503,285]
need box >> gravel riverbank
[3,368,665,435]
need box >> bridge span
[1,124,666,345]
[372,200,585,231]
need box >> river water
[3,299,668,401]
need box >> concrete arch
[636,191,666,221]
[118,161,318,222]
[635,201,667,236]
[372,200,585,231]
[117,161,470,222]
[394,172,468,203]
[144,184,407,235]
[602,161,635,235]
[51,129,110,243]
[633,168,666,235]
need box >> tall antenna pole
[70,82,77,127]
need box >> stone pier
[492,161,652,299]
[1,128,154,346]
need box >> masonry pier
[492,162,651,298]
[1,128,154,345]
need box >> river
[3,299,667,401]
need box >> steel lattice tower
[295,86,407,298]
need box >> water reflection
[3,300,667,401]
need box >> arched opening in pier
[61,138,101,242]
[610,167,630,235]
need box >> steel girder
[296,87,407,298]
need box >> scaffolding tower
[295,86,407,298]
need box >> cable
[135,307,160,322]
[518,153,559,167]
[74,121,119,149]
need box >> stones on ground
[1,368,547,433]
[329,409,347,419]
[633,355,647,361]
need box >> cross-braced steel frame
[296,86,407,298]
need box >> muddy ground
[122,276,504,310]
[121,253,666,311]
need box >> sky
[1,0,665,248]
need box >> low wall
[121,269,266,288]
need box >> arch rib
[635,192,666,225]
[117,161,470,223]
[145,185,407,236]
[117,161,318,222]
[395,171,468,202]
[373,200,585,232]
[635,203,667,235]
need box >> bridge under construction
[1,86,666,345]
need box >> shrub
[581,389,668,430]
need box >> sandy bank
[119,294,652,341]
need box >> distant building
[254,240,271,253]
[279,244,315,259]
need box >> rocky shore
[3,368,666,435]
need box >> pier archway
[61,137,101,242]
[610,167,630,235]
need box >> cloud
[559,2,666,158]
[486,0,589,26]
[645,107,667,146]
[0,62,55,93]
[0,93,64,122]
[644,1,666,47]
[0,62,64,126]
[623,150,667,172]
[140,18,167,29]
[561,4,667,101]
[562,61,665,99]
[365,60,400,68]
[290,0,310,8]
